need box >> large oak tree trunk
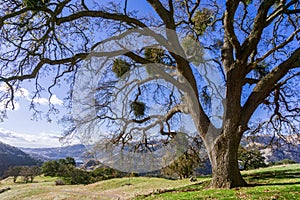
[207,130,247,188]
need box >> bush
[68,168,91,185]
[42,160,59,176]
[43,157,125,185]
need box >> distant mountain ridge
[0,141,40,178]
[1,134,298,178]
[242,134,300,164]
[21,135,300,165]
[20,144,88,164]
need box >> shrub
[128,172,139,177]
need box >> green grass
[0,164,299,200]
[135,164,300,200]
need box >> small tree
[41,157,88,185]
[28,166,41,183]
[238,146,266,170]
[19,166,30,183]
[162,136,205,179]
[4,166,21,183]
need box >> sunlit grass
[0,164,299,200]
[135,164,300,200]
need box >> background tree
[58,157,76,167]
[41,160,59,177]
[4,166,22,183]
[0,0,299,188]
[19,166,30,183]
[162,136,205,179]
[41,157,75,177]
[238,146,267,170]
[28,166,42,182]
[68,168,91,185]
[19,166,41,183]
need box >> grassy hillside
[136,164,300,200]
[0,164,299,200]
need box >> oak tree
[0,0,299,188]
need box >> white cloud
[0,83,63,107]
[32,97,49,105]
[31,95,64,106]
[0,128,77,148]
[15,88,30,98]
[50,94,64,105]
[0,84,28,111]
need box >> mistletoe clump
[192,8,213,36]
[254,62,269,79]
[24,0,49,8]
[112,59,131,78]
[144,47,165,63]
[130,101,146,117]
[181,35,204,65]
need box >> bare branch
[249,27,300,71]
[242,47,300,124]
[223,1,241,55]
[56,10,147,28]
[240,0,276,61]
[1,53,87,82]
[147,0,175,29]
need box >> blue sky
[0,0,154,148]
[0,0,249,148]
[0,0,297,148]
[0,82,79,148]
[0,0,161,148]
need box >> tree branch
[1,53,87,82]
[56,10,147,28]
[248,27,300,71]
[267,0,300,24]
[241,47,300,125]
[146,0,175,29]
[223,1,241,55]
[240,0,276,61]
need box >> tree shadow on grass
[248,181,300,187]
[245,168,300,187]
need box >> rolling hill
[0,141,40,178]
[0,164,299,199]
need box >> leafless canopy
[0,0,299,151]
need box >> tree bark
[208,130,247,188]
